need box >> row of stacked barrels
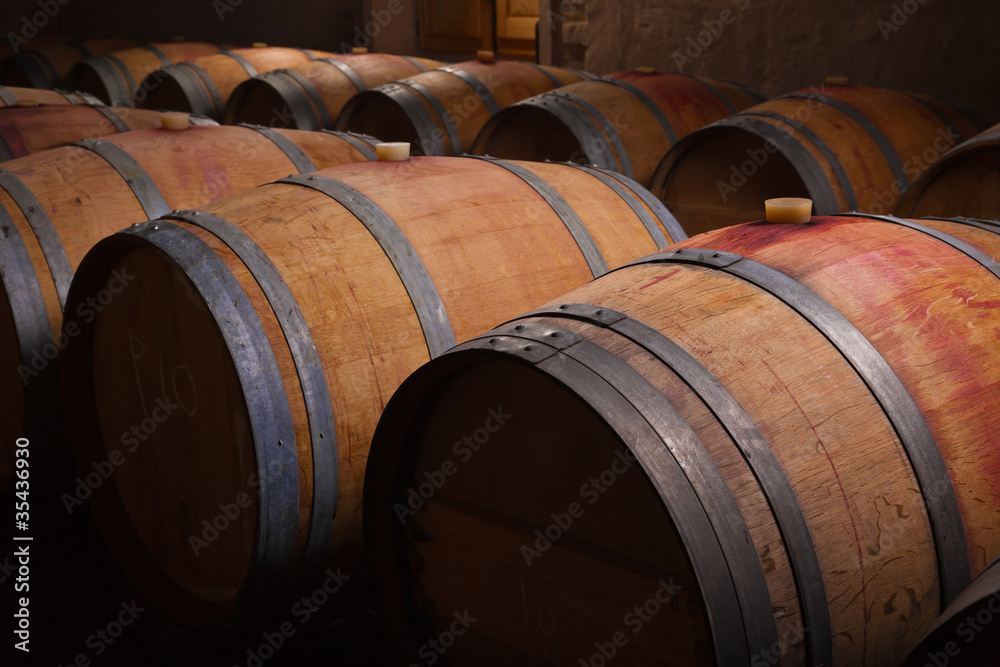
[3,34,1000,667]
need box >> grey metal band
[587,166,688,242]
[739,109,859,211]
[271,68,333,128]
[0,139,12,161]
[455,325,757,664]
[618,246,972,605]
[66,40,92,60]
[840,213,1000,283]
[519,61,564,88]
[319,58,367,93]
[182,62,226,117]
[510,304,831,666]
[722,115,840,214]
[222,50,259,77]
[123,220,299,589]
[563,163,669,248]
[321,130,377,160]
[0,168,73,309]
[395,79,461,154]
[17,52,57,88]
[375,84,445,156]
[689,75,738,114]
[142,44,171,67]
[785,93,909,189]
[597,77,679,145]
[438,66,501,116]
[163,208,338,573]
[921,216,1000,233]
[88,55,135,107]
[401,55,429,72]
[567,67,596,80]
[520,95,619,176]
[0,87,17,105]
[717,78,767,104]
[899,91,968,141]
[277,174,456,357]
[58,89,105,105]
[467,155,609,278]
[72,138,171,219]
[238,124,316,173]
[552,91,633,178]
[256,71,324,130]
[90,105,131,133]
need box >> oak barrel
[896,122,1000,220]
[60,153,685,624]
[363,214,1000,666]
[472,70,763,186]
[0,85,103,107]
[335,59,591,155]
[0,37,141,89]
[0,105,217,160]
[224,53,442,130]
[137,46,337,120]
[0,125,377,493]
[649,84,986,236]
[65,42,226,107]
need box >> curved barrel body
[0,37,141,89]
[0,85,103,107]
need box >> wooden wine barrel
[136,47,338,120]
[0,85,103,107]
[472,70,764,186]
[65,42,226,107]
[900,556,1000,667]
[0,37,141,89]
[0,32,69,62]
[649,83,987,236]
[59,153,685,624]
[223,53,443,130]
[0,124,377,494]
[363,213,1000,667]
[334,58,592,155]
[0,105,218,160]
[896,123,1000,220]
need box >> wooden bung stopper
[825,75,849,86]
[477,50,495,63]
[252,42,267,48]
[635,66,656,74]
[765,198,813,224]
[352,47,369,55]
[14,99,39,107]
[376,142,410,161]
[161,112,190,130]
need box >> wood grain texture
[650,85,986,236]
[0,125,373,493]
[364,215,1000,666]
[223,54,443,130]
[896,123,1000,220]
[0,105,165,158]
[336,60,585,155]
[62,154,684,623]
[472,71,761,186]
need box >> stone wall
[539,0,1000,122]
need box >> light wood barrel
[363,214,1000,666]
[0,85,103,107]
[0,125,377,493]
[0,105,217,160]
[223,53,442,130]
[0,37,141,89]
[65,42,226,107]
[60,154,685,624]
[137,47,337,120]
[335,60,592,155]
[472,70,763,186]
[649,84,986,236]
[896,122,1000,220]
